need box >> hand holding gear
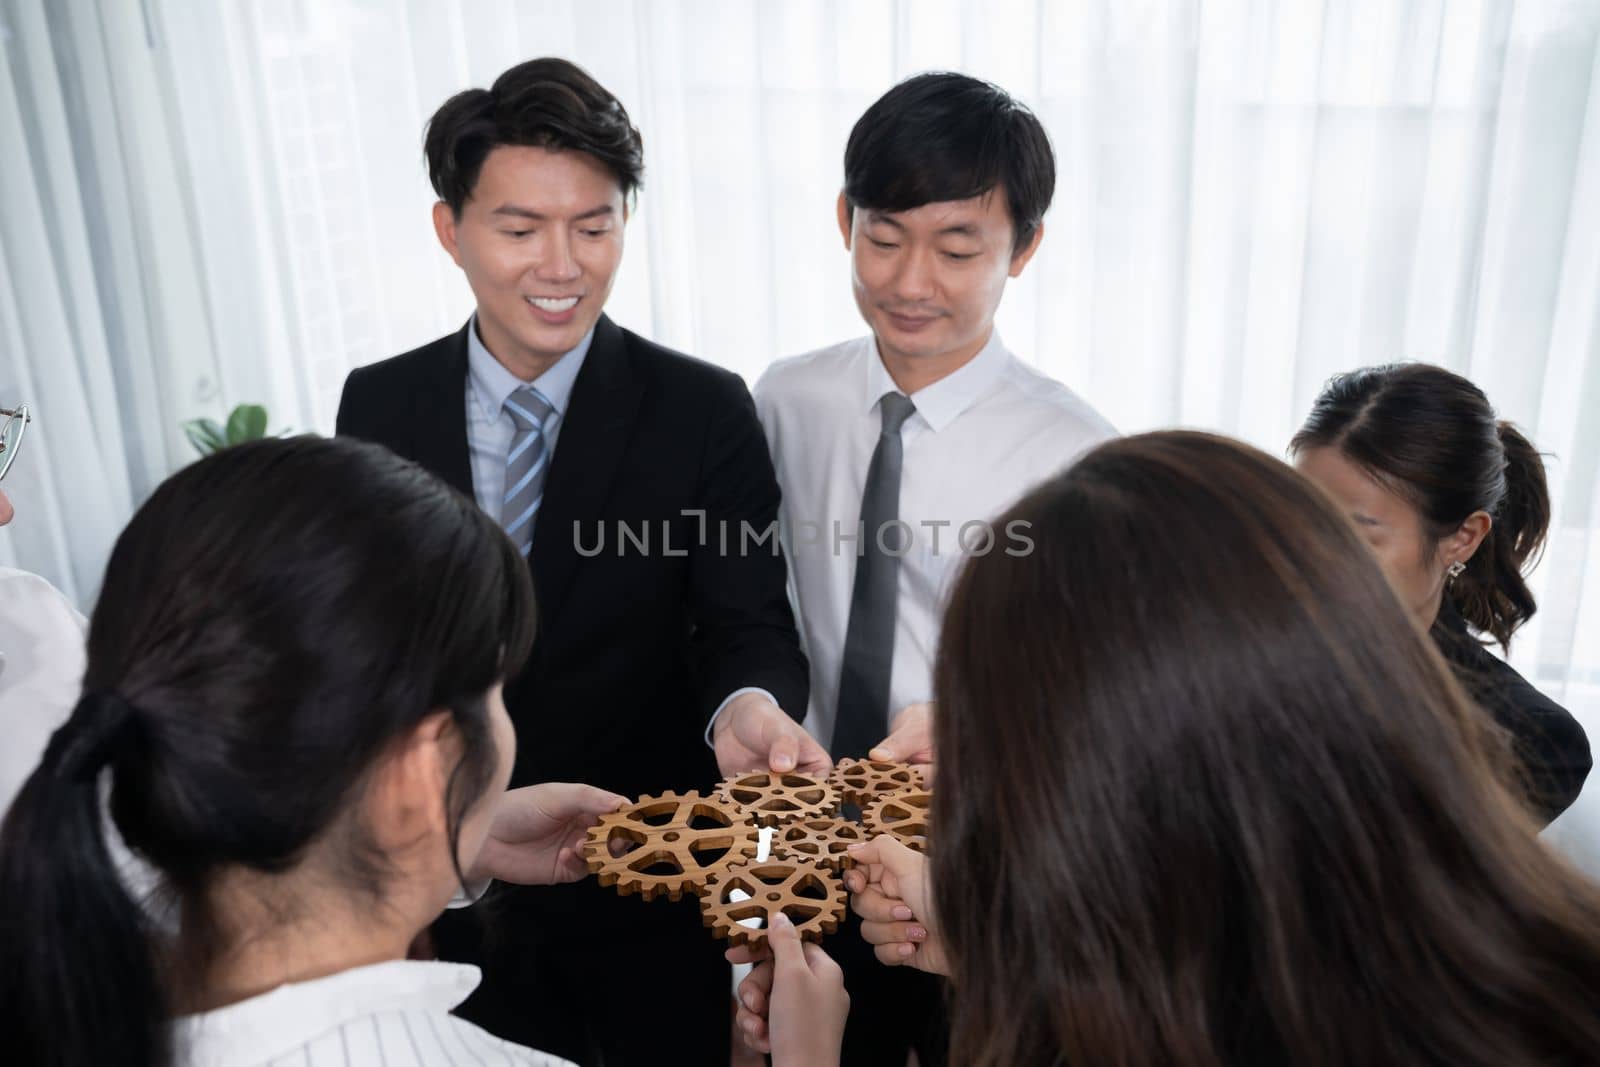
[701,858,848,947]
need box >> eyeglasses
[0,405,30,482]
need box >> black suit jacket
[336,315,809,804]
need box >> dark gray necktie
[502,385,555,557]
[832,392,917,759]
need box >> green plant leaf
[226,404,269,445]
[182,418,227,456]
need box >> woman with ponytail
[0,436,611,1066]
[1293,363,1590,824]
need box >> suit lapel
[530,314,643,625]
[413,322,474,499]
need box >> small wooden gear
[827,758,925,808]
[582,790,760,901]
[862,789,932,853]
[700,858,848,946]
[716,770,839,827]
[770,817,867,871]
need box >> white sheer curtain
[3,0,1598,859]
[0,0,210,603]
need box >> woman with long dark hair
[739,432,1600,1066]
[1292,363,1590,824]
[0,436,613,1066]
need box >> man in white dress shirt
[753,72,1116,1066]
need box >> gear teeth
[826,758,924,808]
[714,770,840,826]
[582,789,760,901]
[769,817,867,871]
[699,858,847,946]
[861,790,932,853]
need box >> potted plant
[182,403,282,456]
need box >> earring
[1447,560,1466,581]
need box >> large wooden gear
[770,817,867,871]
[589,760,931,944]
[716,770,839,826]
[827,757,925,808]
[581,790,760,900]
[700,858,848,946]
[862,789,932,853]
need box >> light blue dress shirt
[464,317,593,521]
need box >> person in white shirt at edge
[740,72,1114,1066]
[0,482,89,819]
[0,436,638,1067]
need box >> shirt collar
[862,329,1010,432]
[175,960,482,1066]
[467,315,594,418]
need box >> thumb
[868,726,917,763]
[872,834,923,879]
[539,782,626,820]
[847,837,885,869]
[577,784,629,815]
[767,910,805,970]
[867,738,903,762]
[767,731,798,773]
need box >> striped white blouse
[175,959,573,1066]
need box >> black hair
[1291,363,1550,650]
[843,71,1056,253]
[425,56,644,216]
[0,436,536,1066]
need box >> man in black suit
[336,57,826,1065]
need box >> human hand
[733,913,846,1064]
[465,783,626,886]
[843,835,948,976]
[868,702,935,785]
[714,691,831,777]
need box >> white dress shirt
[755,332,1116,745]
[0,567,86,816]
[176,960,574,1067]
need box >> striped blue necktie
[502,385,555,557]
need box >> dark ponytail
[1291,364,1553,649]
[0,436,536,1067]
[0,694,167,1067]
[1448,421,1550,648]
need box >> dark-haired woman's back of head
[932,431,1600,1067]
[0,436,535,1067]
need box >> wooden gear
[827,757,924,808]
[716,770,839,826]
[862,790,932,853]
[700,858,848,946]
[770,817,867,871]
[581,790,760,901]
